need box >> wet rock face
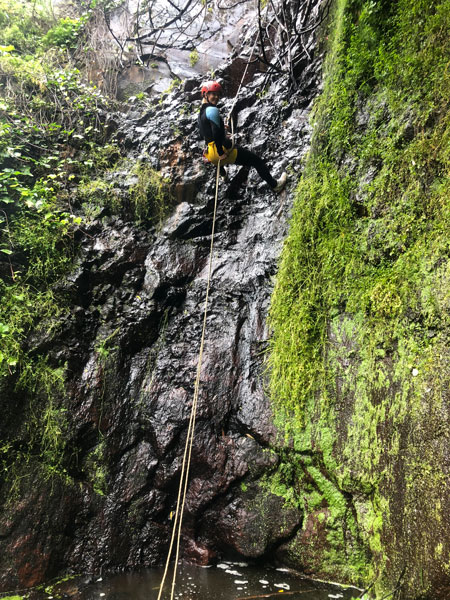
[0,53,321,589]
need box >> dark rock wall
[0,55,321,590]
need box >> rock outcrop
[0,53,321,589]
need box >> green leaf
[0,323,10,335]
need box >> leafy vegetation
[129,162,172,225]
[189,48,199,66]
[0,0,112,488]
[269,0,449,595]
[0,0,174,499]
[0,0,50,54]
[0,5,108,376]
[42,17,85,50]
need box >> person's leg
[234,146,277,188]
[220,165,228,181]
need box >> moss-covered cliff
[269,0,450,598]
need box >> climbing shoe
[273,172,287,193]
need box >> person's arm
[205,106,227,156]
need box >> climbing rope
[227,34,259,148]
[227,5,269,147]
[157,17,271,598]
[156,159,222,600]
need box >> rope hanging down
[157,22,270,596]
[227,33,258,145]
[227,5,269,146]
[156,160,222,600]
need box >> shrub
[41,17,84,50]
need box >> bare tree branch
[252,0,331,87]
[95,0,328,92]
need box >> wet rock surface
[0,41,321,590]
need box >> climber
[198,80,287,192]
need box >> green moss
[189,48,199,66]
[85,439,108,496]
[130,162,172,225]
[0,204,75,491]
[269,0,450,596]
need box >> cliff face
[268,0,450,598]
[0,48,321,591]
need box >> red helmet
[201,80,223,97]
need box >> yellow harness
[204,141,238,165]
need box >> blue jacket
[198,103,232,156]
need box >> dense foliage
[0,0,115,489]
[0,0,107,366]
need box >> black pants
[234,146,277,188]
